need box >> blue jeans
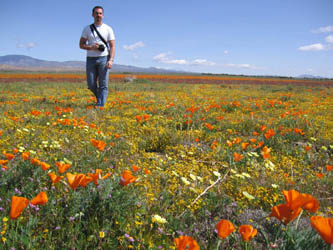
[86,56,109,107]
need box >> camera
[98,44,105,52]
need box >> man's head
[92,6,104,24]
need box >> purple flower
[55,226,61,230]
[15,188,22,195]
[69,216,75,221]
[158,227,164,234]
[176,230,184,236]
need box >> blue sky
[1,0,333,77]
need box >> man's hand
[79,37,101,51]
[106,60,113,69]
[91,43,100,50]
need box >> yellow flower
[99,231,105,238]
[2,217,8,222]
[1,237,6,243]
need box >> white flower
[152,214,167,224]
[181,177,190,185]
[213,171,221,177]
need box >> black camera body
[98,44,105,52]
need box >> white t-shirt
[81,23,115,57]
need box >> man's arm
[106,40,115,69]
[79,37,99,51]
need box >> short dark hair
[92,6,104,14]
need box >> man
[80,6,115,107]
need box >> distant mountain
[0,55,184,74]
[297,74,325,79]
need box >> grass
[0,80,332,249]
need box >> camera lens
[98,45,105,51]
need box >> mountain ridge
[0,54,185,74]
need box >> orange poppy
[40,162,50,171]
[241,142,250,150]
[143,114,150,122]
[264,129,275,139]
[10,196,29,219]
[233,137,242,144]
[310,216,333,245]
[101,173,111,180]
[132,165,140,172]
[90,139,107,151]
[238,225,257,242]
[136,115,142,122]
[0,160,9,166]
[317,173,324,178]
[30,191,48,205]
[301,193,320,213]
[120,170,137,186]
[283,190,319,213]
[56,162,71,174]
[270,203,302,225]
[216,219,235,239]
[260,125,267,132]
[21,152,30,160]
[79,176,93,187]
[205,123,213,130]
[48,172,64,184]
[66,173,86,189]
[174,236,200,250]
[233,152,243,162]
[88,169,103,185]
[144,168,151,175]
[3,152,15,160]
[30,158,41,166]
[326,165,332,172]
[261,146,271,159]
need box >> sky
[1,0,333,77]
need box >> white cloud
[298,43,326,51]
[16,42,38,49]
[191,59,216,66]
[153,53,215,66]
[224,50,229,54]
[224,63,261,70]
[123,41,144,51]
[312,25,333,33]
[326,35,333,43]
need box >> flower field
[0,74,332,249]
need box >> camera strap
[90,24,110,54]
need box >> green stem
[273,222,284,243]
[216,239,222,250]
[295,209,303,230]
[258,228,270,248]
